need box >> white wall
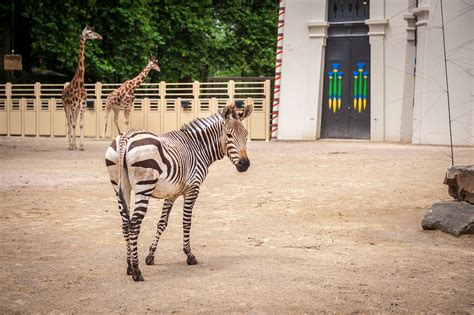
[413,0,473,145]
[277,0,326,140]
[384,0,417,143]
[277,0,473,146]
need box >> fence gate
[321,0,370,139]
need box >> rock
[444,165,474,204]
[422,201,474,236]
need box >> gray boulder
[422,201,474,237]
[444,165,474,204]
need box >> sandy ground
[0,137,473,313]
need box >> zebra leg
[114,178,133,275]
[183,187,200,265]
[129,185,155,281]
[146,198,175,265]
[118,192,132,275]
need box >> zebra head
[82,26,102,41]
[221,104,253,172]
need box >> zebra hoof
[187,255,198,265]
[145,254,155,265]
[132,270,144,282]
[127,264,133,275]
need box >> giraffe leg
[124,105,131,132]
[65,107,74,150]
[183,186,200,265]
[71,113,78,151]
[113,107,121,135]
[129,179,156,281]
[78,102,85,151]
[146,198,175,265]
[103,106,111,139]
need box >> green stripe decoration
[337,71,344,110]
[355,62,368,113]
[363,71,368,110]
[353,71,358,109]
[328,63,341,113]
[328,71,333,110]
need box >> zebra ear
[238,105,253,121]
[222,104,235,121]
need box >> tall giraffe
[103,58,160,137]
[62,26,102,150]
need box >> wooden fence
[0,80,271,140]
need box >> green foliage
[7,0,278,82]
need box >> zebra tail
[117,133,130,213]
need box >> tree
[1,0,278,83]
[22,0,162,83]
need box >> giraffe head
[221,104,253,172]
[147,57,161,72]
[82,26,102,41]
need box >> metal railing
[0,80,271,140]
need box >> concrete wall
[384,0,417,143]
[277,0,473,145]
[413,0,473,145]
[277,0,326,140]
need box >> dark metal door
[321,0,370,139]
[321,26,370,139]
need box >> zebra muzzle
[236,158,250,172]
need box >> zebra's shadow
[142,253,256,280]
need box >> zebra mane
[180,112,224,134]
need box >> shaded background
[0,0,278,83]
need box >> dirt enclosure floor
[0,137,473,313]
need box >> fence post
[160,81,166,134]
[193,81,199,119]
[264,79,271,141]
[21,97,25,137]
[95,82,101,139]
[228,80,235,107]
[6,82,11,136]
[35,82,41,137]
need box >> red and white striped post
[271,0,285,140]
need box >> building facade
[275,0,473,146]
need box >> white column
[400,12,417,143]
[307,21,329,140]
[411,5,430,144]
[277,0,327,140]
[365,19,388,141]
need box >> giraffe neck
[72,36,86,84]
[131,66,151,89]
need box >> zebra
[105,104,253,281]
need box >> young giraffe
[103,58,160,138]
[62,26,102,150]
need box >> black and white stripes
[105,104,253,281]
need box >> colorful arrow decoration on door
[328,63,344,113]
[353,62,369,113]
